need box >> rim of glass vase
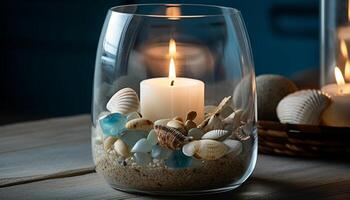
[109,4,240,18]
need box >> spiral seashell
[154,125,193,150]
[201,129,230,141]
[106,88,139,114]
[125,118,153,131]
[167,120,186,134]
[183,139,229,160]
[277,90,331,125]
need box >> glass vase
[91,4,257,195]
[321,0,350,127]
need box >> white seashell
[127,112,141,121]
[113,139,131,157]
[134,152,152,166]
[277,90,331,125]
[203,114,223,132]
[147,129,158,145]
[193,139,229,160]
[201,129,230,141]
[182,141,199,157]
[167,120,186,133]
[223,139,242,156]
[106,88,139,114]
[223,109,244,130]
[131,138,153,153]
[172,116,184,122]
[205,105,216,118]
[154,119,171,126]
[199,96,231,129]
[187,128,205,140]
[126,118,153,131]
[167,120,185,129]
[220,106,234,118]
[103,137,118,151]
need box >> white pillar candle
[140,39,205,124]
[321,67,350,127]
[140,77,204,123]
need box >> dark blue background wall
[0,0,319,124]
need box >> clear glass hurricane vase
[92,4,257,195]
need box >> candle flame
[345,61,350,81]
[340,40,348,58]
[335,66,346,85]
[169,57,176,81]
[166,6,181,20]
[168,39,177,83]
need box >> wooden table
[0,115,349,200]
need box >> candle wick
[170,80,174,86]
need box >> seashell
[119,130,147,149]
[220,106,234,118]
[187,128,205,140]
[186,111,197,121]
[165,150,192,169]
[234,125,251,141]
[188,139,229,160]
[223,139,242,156]
[223,109,244,131]
[126,112,141,121]
[182,141,199,157]
[113,139,131,157]
[167,120,186,134]
[201,114,224,132]
[106,87,139,114]
[154,125,193,150]
[99,113,127,137]
[172,116,184,122]
[131,138,153,153]
[146,129,158,146]
[134,152,152,166]
[205,105,216,118]
[151,145,172,159]
[103,137,118,151]
[126,118,153,131]
[199,96,232,129]
[201,129,230,141]
[185,120,197,131]
[154,119,171,126]
[276,90,331,125]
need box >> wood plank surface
[0,115,349,199]
[0,115,94,186]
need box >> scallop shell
[125,118,153,131]
[154,125,193,150]
[276,90,331,125]
[106,88,139,114]
[201,129,230,141]
[113,139,131,157]
[183,140,229,160]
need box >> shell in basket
[276,90,331,125]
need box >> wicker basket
[258,121,350,157]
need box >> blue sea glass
[165,149,192,169]
[151,145,172,159]
[99,113,127,136]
